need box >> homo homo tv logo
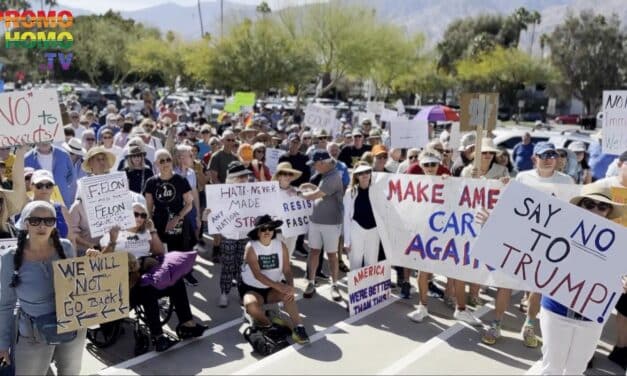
[1,7,74,71]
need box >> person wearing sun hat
[338,128,372,168]
[62,137,88,181]
[272,162,303,258]
[239,214,311,345]
[461,138,509,180]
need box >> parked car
[554,114,581,125]
[492,128,555,150]
[548,131,593,151]
[511,112,544,122]
[75,88,107,109]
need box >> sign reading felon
[53,252,130,333]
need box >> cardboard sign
[472,181,627,323]
[602,91,627,155]
[53,253,130,333]
[0,89,63,147]
[224,92,256,113]
[278,189,313,238]
[303,104,338,135]
[347,261,392,317]
[265,148,284,175]
[460,93,498,132]
[611,187,627,227]
[366,101,385,115]
[79,172,135,237]
[390,112,429,149]
[205,181,282,237]
[0,239,17,251]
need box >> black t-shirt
[125,167,154,194]
[278,152,310,187]
[338,144,372,168]
[353,187,376,229]
[143,174,191,227]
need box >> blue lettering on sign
[429,211,477,237]
[569,220,615,253]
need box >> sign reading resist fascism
[206,181,282,237]
[54,252,130,333]
[472,181,627,323]
[79,172,135,238]
[347,261,392,317]
[277,189,313,238]
[0,89,63,147]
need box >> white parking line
[525,360,542,375]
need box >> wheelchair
[86,296,174,356]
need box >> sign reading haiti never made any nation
[472,181,627,324]
[0,89,63,147]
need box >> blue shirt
[24,147,76,208]
[335,160,350,188]
[541,296,591,322]
[512,142,535,171]
[588,141,618,181]
[197,141,211,160]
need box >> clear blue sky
[59,0,324,13]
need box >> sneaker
[427,281,444,298]
[303,282,316,298]
[444,296,456,309]
[339,261,350,273]
[218,293,229,307]
[407,305,429,323]
[481,321,502,345]
[522,324,539,348]
[184,273,199,287]
[293,248,308,258]
[454,309,482,326]
[400,282,411,299]
[154,334,178,352]
[271,316,291,333]
[331,285,342,302]
[467,295,482,307]
[292,325,310,345]
[176,323,208,339]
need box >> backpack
[243,325,290,356]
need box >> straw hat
[569,183,625,220]
[81,146,116,173]
[480,138,500,153]
[272,162,303,182]
[62,137,86,157]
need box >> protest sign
[611,187,627,226]
[602,91,627,155]
[369,173,525,289]
[347,261,391,317]
[381,108,399,124]
[53,252,130,333]
[448,122,461,151]
[0,239,16,251]
[390,111,429,149]
[460,93,498,132]
[277,189,313,238]
[0,89,63,147]
[206,181,282,237]
[395,99,405,114]
[224,92,256,113]
[304,104,338,135]
[358,112,377,126]
[265,148,284,175]
[472,181,627,323]
[79,172,135,237]
[547,97,557,115]
[366,101,385,115]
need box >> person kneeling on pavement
[240,215,310,345]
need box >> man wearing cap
[299,150,344,301]
[279,134,310,187]
[338,128,372,168]
[209,130,239,184]
[24,142,75,208]
[372,145,393,173]
[512,132,535,172]
[367,128,383,147]
[306,129,330,159]
[451,132,476,177]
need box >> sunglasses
[580,198,612,212]
[224,139,236,142]
[408,155,418,160]
[375,154,388,159]
[159,157,172,164]
[302,137,312,140]
[538,151,559,160]
[85,138,96,142]
[134,212,148,219]
[443,150,452,154]
[102,136,113,140]
[317,136,327,141]
[201,130,210,134]
[34,182,54,190]
[255,149,266,153]
[353,135,363,138]
[259,226,274,233]
[26,216,56,227]
[421,162,438,168]
[481,152,495,155]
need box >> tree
[527,10,541,55]
[127,34,183,88]
[547,11,627,114]
[256,1,271,15]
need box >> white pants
[278,234,297,259]
[539,309,603,375]
[348,221,380,270]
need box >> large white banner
[277,189,313,238]
[206,181,281,237]
[473,181,627,324]
[348,261,392,317]
[80,172,135,237]
[304,104,338,135]
[0,89,63,147]
[602,90,627,155]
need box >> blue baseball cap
[533,142,556,155]
[307,150,332,166]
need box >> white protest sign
[366,101,385,115]
[80,172,135,238]
[547,97,556,115]
[448,122,461,151]
[381,108,399,124]
[390,112,429,149]
[0,89,63,147]
[278,189,313,238]
[395,99,405,114]
[347,261,392,317]
[602,91,627,155]
[370,173,525,289]
[304,104,338,135]
[265,148,284,175]
[473,181,627,323]
[0,239,17,252]
[205,181,282,237]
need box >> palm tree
[539,33,549,60]
[528,10,541,55]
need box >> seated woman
[99,202,207,352]
[240,215,310,345]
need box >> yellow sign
[460,93,499,132]
[611,187,627,226]
[53,253,130,333]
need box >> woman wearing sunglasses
[251,142,271,182]
[0,201,82,375]
[0,145,27,240]
[99,203,207,352]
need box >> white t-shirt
[100,230,152,259]
[38,152,54,174]
[515,169,575,185]
[241,238,284,289]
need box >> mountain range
[60,0,626,50]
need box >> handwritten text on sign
[304,104,338,135]
[206,181,281,237]
[278,189,313,238]
[460,93,498,132]
[53,253,130,333]
[0,89,63,147]
[347,261,391,316]
[80,172,135,237]
[472,181,627,323]
[602,91,627,155]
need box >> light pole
[220,0,224,40]
[197,0,204,37]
